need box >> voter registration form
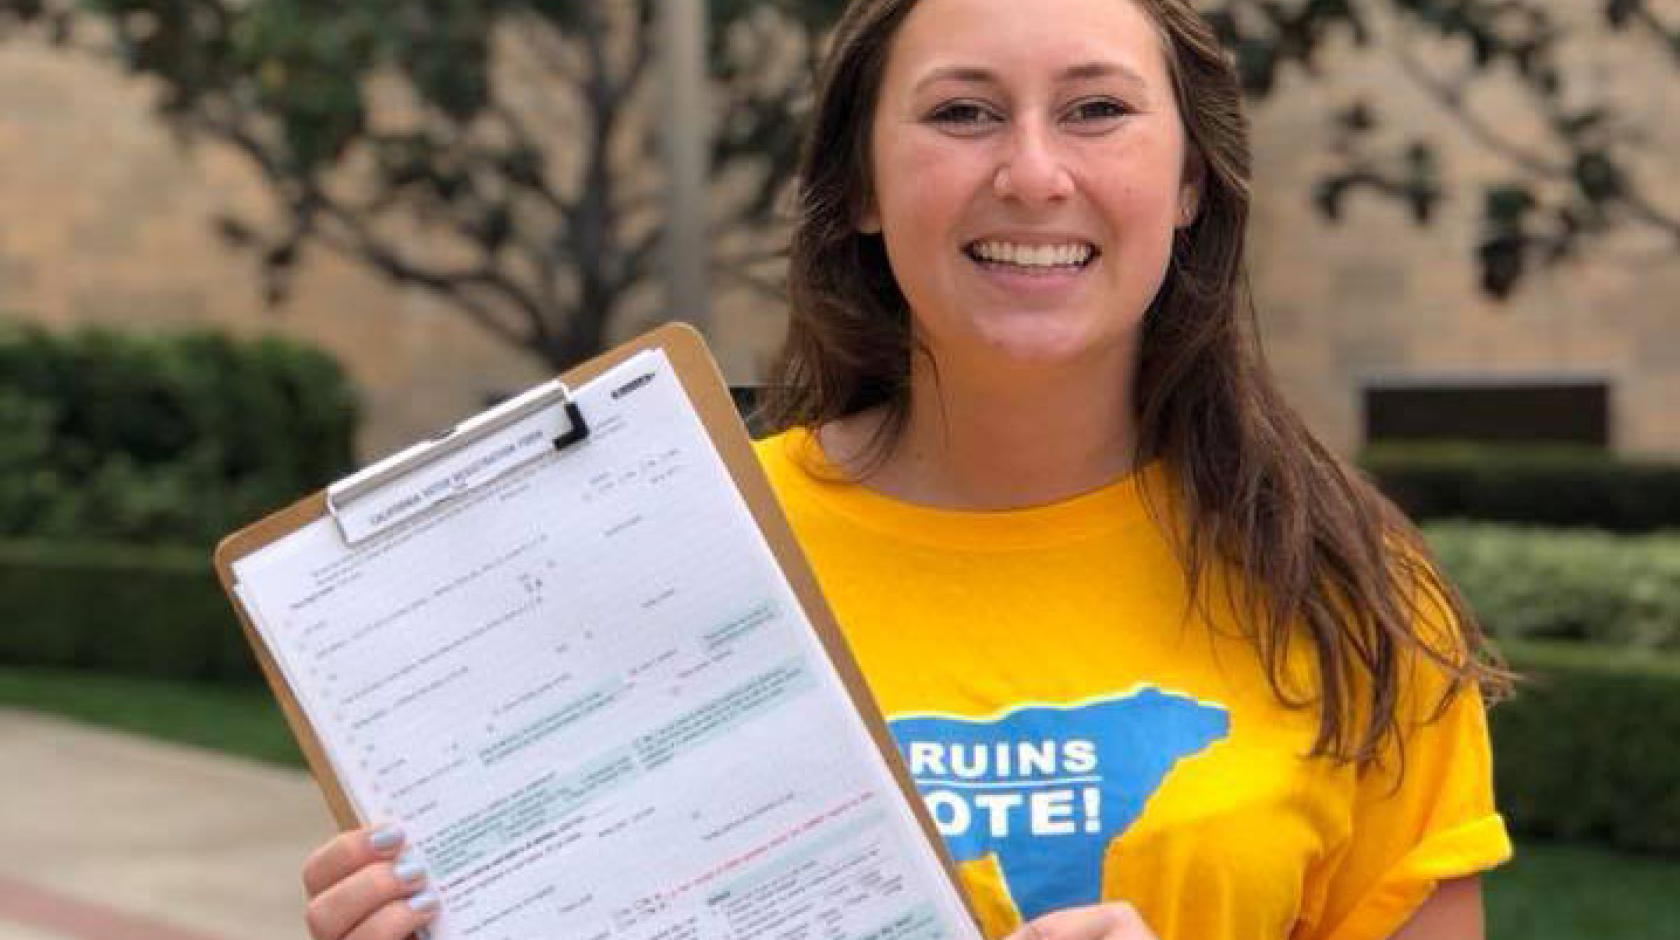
[230,349,978,940]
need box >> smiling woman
[289,2,1513,940]
[753,0,1514,939]
[863,0,1193,395]
[768,0,1256,511]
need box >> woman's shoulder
[751,424,848,522]
[751,425,817,482]
[752,415,883,491]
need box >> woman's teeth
[967,241,1095,269]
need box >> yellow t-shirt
[755,429,1511,940]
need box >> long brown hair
[762,0,1510,765]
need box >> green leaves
[1470,153,1629,299]
[1485,184,1537,227]
[1572,151,1624,204]
[1491,640,1680,853]
[1604,0,1640,29]
[0,325,358,544]
[1312,101,1441,226]
[383,0,496,120]
[74,0,509,171]
[1427,522,1680,649]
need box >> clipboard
[213,322,976,927]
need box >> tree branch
[1628,2,1680,59]
[508,7,584,85]
[1388,26,1569,178]
[197,110,558,356]
[1389,20,1680,242]
[314,221,534,352]
[486,102,573,220]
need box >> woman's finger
[336,890,440,940]
[1009,902,1155,940]
[303,825,406,899]
[304,849,434,940]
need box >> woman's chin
[961,322,1138,375]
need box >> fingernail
[393,850,426,884]
[368,824,404,853]
[408,890,441,913]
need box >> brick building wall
[1245,7,1680,456]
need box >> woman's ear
[1177,150,1206,229]
[858,201,882,234]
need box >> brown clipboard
[213,321,975,917]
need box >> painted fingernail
[368,824,404,852]
[408,890,441,913]
[393,850,426,884]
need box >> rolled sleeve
[1309,668,1514,940]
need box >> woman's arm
[1387,876,1484,940]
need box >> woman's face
[865,0,1196,379]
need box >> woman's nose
[992,120,1073,206]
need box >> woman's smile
[965,238,1100,273]
[963,233,1104,312]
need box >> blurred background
[1,1,1677,938]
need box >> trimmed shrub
[1423,522,1680,649]
[0,540,255,681]
[1493,641,1680,855]
[1364,443,1680,532]
[0,324,357,545]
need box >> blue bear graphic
[890,687,1228,921]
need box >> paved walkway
[0,708,335,940]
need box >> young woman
[299,1,1513,939]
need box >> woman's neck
[822,354,1140,510]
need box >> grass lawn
[1486,839,1680,940]
[2,667,1676,937]
[0,666,304,766]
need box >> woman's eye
[1065,98,1129,124]
[928,101,1000,127]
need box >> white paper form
[231,350,978,940]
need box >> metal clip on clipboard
[325,379,590,545]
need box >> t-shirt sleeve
[1301,657,1513,940]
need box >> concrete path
[0,708,336,940]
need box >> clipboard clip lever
[552,399,589,452]
[326,380,589,545]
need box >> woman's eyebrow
[912,61,1151,95]
[1057,61,1150,94]
[912,65,999,93]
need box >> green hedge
[0,540,255,682]
[0,324,357,545]
[1493,641,1680,854]
[1423,523,1680,649]
[1364,444,1680,532]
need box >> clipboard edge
[653,324,982,927]
[214,492,361,828]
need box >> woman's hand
[1004,903,1159,940]
[302,825,438,940]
